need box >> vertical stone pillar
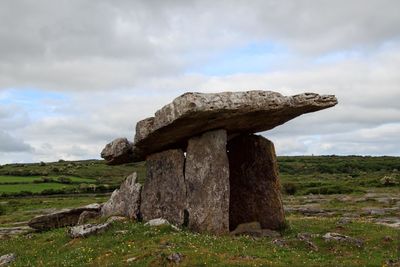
[228,134,285,231]
[185,129,230,234]
[141,149,186,226]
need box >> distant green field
[0,175,95,184]
[0,183,74,193]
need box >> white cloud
[0,0,399,163]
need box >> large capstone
[185,129,230,234]
[227,134,285,231]
[131,91,337,162]
[140,149,186,226]
[101,172,142,219]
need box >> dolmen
[101,90,337,235]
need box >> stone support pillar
[141,149,186,226]
[227,134,285,231]
[185,129,230,234]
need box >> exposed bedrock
[227,134,285,231]
[185,129,230,234]
[140,149,186,226]
[132,91,338,162]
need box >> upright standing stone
[101,172,142,219]
[185,129,230,234]
[141,149,186,226]
[228,134,285,231]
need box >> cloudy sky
[1,0,399,163]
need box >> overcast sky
[1,0,400,163]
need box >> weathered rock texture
[101,172,142,219]
[28,204,102,231]
[101,138,134,165]
[140,149,186,225]
[77,211,100,225]
[228,134,285,231]
[185,129,230,234]
[131,91,337,161]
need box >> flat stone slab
[130,91,337,162]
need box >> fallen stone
[130,91,337,162]
[68,216,125,238]
[101,172,142,219]
[228,134,285,231]
[0,253,16,266]
[141,149,186,226]
[77,210,100,225]
[28,203,102,231]
[185,129,230,234]
[100,138,134,165]
[323,232,364,247]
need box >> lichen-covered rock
[101,172,142,219]
[140,149,186,225]
[185,129,230,234]
[228,134,285,231]
[100,138,134,165]
[132,91,337,161]
[28,203,101,231]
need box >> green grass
[0,216,397,266]
[0,183,74,193]
[0,175,95,184]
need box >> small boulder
[0,253,16,266]
[101,172,142,219]
[101,138,134,165]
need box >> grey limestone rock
[132,91,337,161]
[185,129,230,234]
[140,149,186,226]
[101,137,134,165]
[101,172,142,219]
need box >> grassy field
[0,215,398,266]
[0,156,399,266]
[0,175,95,184]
